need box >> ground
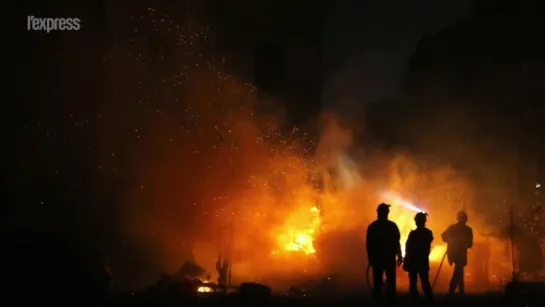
[106,292,539,307]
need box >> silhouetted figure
[367,203,403,306]
[403,212,434,302]
[441,211,473,295]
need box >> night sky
[0,0,476,246]
[323,0,472,113]
[3,0,534,242]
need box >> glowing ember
[197,286,214,292]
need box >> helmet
[414,212,428,224]
[377,203,391,213]
[457,211,468,222]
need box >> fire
[272,199,447,263]
[197,286,214,292]
[226,144,454,284]
[270,191,447,263]
[196,278,214,293]
[274,205,321,255]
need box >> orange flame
[274,205,321,255]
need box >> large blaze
[262,145,449,263]
[204,121,463,289]
[273,193,447,261]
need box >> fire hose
[366,263,372,291]
[365,262,404,292]
[366,251,447,292]
[432,251,447,289]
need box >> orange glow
[123,62,511,292]
[430,245,447,262]
[270,194,447,263]
[215,147,462,287]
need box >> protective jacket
[403,227,434,271]
[441,223,473,266]
[367,219,401,266]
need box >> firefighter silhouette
[441,211,473,294]
[366,203,403,305]
[403,212,434,301]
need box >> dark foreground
[105,292,541,307]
